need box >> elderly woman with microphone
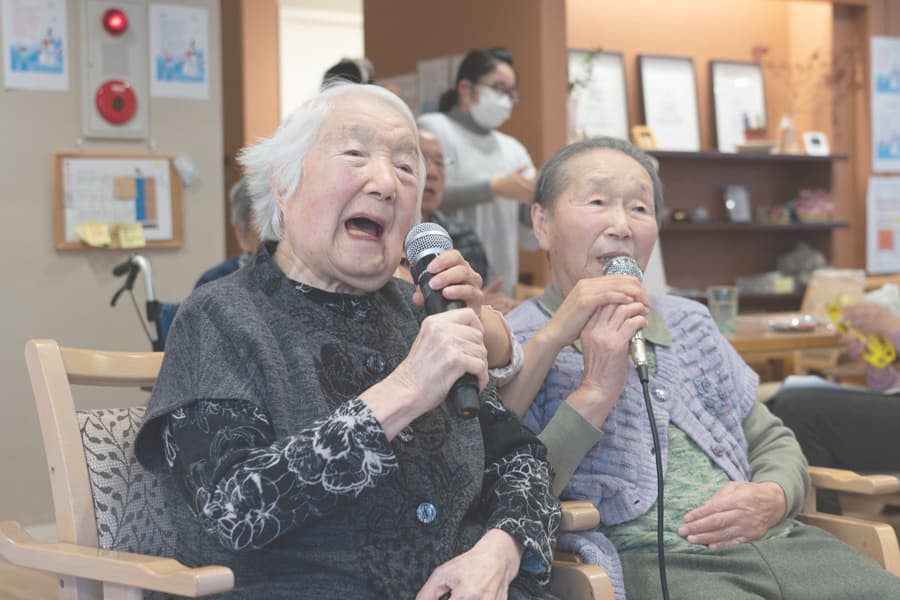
[134,82,559,599]
[502,137,900,599]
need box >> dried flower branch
[568,48,604,93]
[751,45,863,116]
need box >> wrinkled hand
[417,529,522,600]
[842,302,900,339]
[568,301,648,426]
[839,332,866,362]
[545,276,649,352]
[491,167,535,205]
[678,481,786,549]
[392,307,488,407]
[412,249,484,317]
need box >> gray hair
[533,137,664,226]
[238,81,426,241]
[228,178,254,234]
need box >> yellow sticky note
[116,223,146,248]
[75,221,111,247]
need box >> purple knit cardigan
[506,293,759,599]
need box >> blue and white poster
[1,0,68,91]
[149,3,208,100]
[871,36,900,173]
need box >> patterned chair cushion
[78,407,175,557]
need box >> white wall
[0,0,224,525]
[279,0,363,118]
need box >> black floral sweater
[135,242,560,599]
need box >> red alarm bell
[95,79,137,124]
[102,8,129,36]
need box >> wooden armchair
[550,501,613,599]
[0,339,613,599]
[798,466,900,575]
[0,339,234,599]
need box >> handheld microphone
[404,222,481,419]
[603,256,649,382]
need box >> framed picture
[724,184,752,223]
[638,55,701,151]
[803,131,830,156]
[710,61,767,153]
[567,49,629,140]
[631,125,658,150]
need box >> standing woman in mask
[419,47,535,299]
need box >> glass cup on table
[707,285,739,334]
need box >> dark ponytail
[438,90,459,113]
[439,47,516,113]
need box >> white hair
[238,81,426,241]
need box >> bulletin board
[52,152,184,249]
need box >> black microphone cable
[604,256,670,599]
[638,365,670,600]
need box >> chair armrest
[809,467,900,495]
[550,560,614,600]
[560,501,600,532]
[0,521,233,597]
[797,512,900,576]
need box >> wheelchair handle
[112,258,133,277]
[109,254,157,305]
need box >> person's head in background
[419,130,446,222]
[438,47,519,130]
[392,131,445,284]
[531,137,664,297]
[321,57,376,86]
[229,178,261,254]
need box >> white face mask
[470,86,513,130]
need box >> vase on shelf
[778,113,800,154]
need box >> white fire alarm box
[81,0,148,139]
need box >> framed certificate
[710,61,767,153]
[567,50,629,140]
[638,55,701,151]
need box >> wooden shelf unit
[662,221,849,233]
[648,150,849,163]
[653,151,848,310]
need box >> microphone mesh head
[603,256,644,282]
[404,222,453,279]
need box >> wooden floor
[0,558,57,599]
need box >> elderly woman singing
[135,82,559,599]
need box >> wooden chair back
[24,339,163,599]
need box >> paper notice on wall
[75,221,111,247]
[62,157,173,243]
[115,223,146,248]
[1,0,69,91]
[149,3,209,99]
[867,176,900,274]
[871,36,900,173]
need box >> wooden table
[727,313,842,380]
[728,314,841,355]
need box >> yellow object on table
[828,296,897,368]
